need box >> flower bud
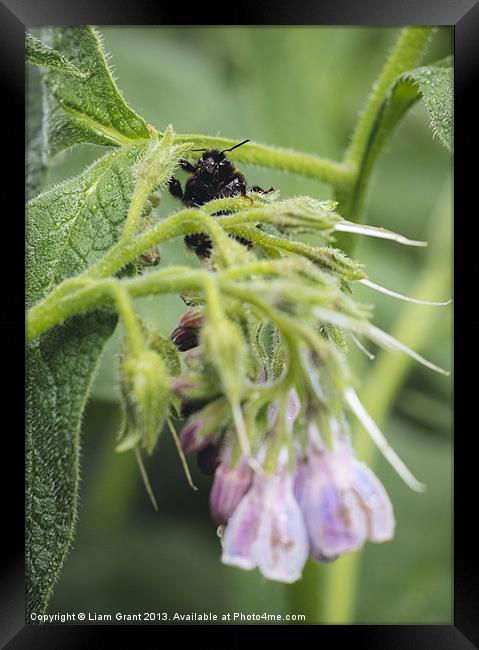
[118,349,171,454]
[170,308,204,352]
[140,247,161,267]
[149,191,161,207]
[179,397,230,453]
[210,451,253,525]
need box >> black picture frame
[2,0,474,645]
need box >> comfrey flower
[295,429,395,561]
[221,460,309,583]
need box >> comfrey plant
[26,27,452,615]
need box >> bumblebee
[168,140,272,258]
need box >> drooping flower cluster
[171,308,396,583]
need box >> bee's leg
[240,190,254,205]
[250,185,275,194]
[168,177,184,200]
[179,159,197,173]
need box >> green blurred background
[41,27,452,623]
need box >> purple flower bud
[221,469,309,583]
[179,398,230,454]
[170,325,200,352]
[170,309,204,352]
[286,389,301,431]
[297,441,395,562]
[179,418,210,454]
[171,376,200,395]
[210,452,253,525]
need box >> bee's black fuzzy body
[168,142,271,259]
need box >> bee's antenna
[190,148,208,152]
[221,139,250,154]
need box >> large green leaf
[26,311,117,616]
[337,57,453,222]
[40,26,149,156]
[26,144,145,615]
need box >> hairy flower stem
[106,281,144,355]
[26,269,202,342]
[86,209,230,279]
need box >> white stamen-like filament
[344,387,425,492]
[366,323,450,376]
[335,221,427,247]
[360,278,452,306]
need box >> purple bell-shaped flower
[221,465,309,583]
[296,436,395,561]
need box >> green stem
[87,209,231,279]
[345,27,434,168]
[106,280,144,355]
[172,134,354,188]
[26,269,203,342]
[120,181,151,242]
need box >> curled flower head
[139,195,446,586]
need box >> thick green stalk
[345,27,434,169]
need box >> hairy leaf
[26,32,88,78]
[26,311,117,615]
[40,26,149,156]
[26,144,146,614]
[402,58,453,151]
[26,145,145,306]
